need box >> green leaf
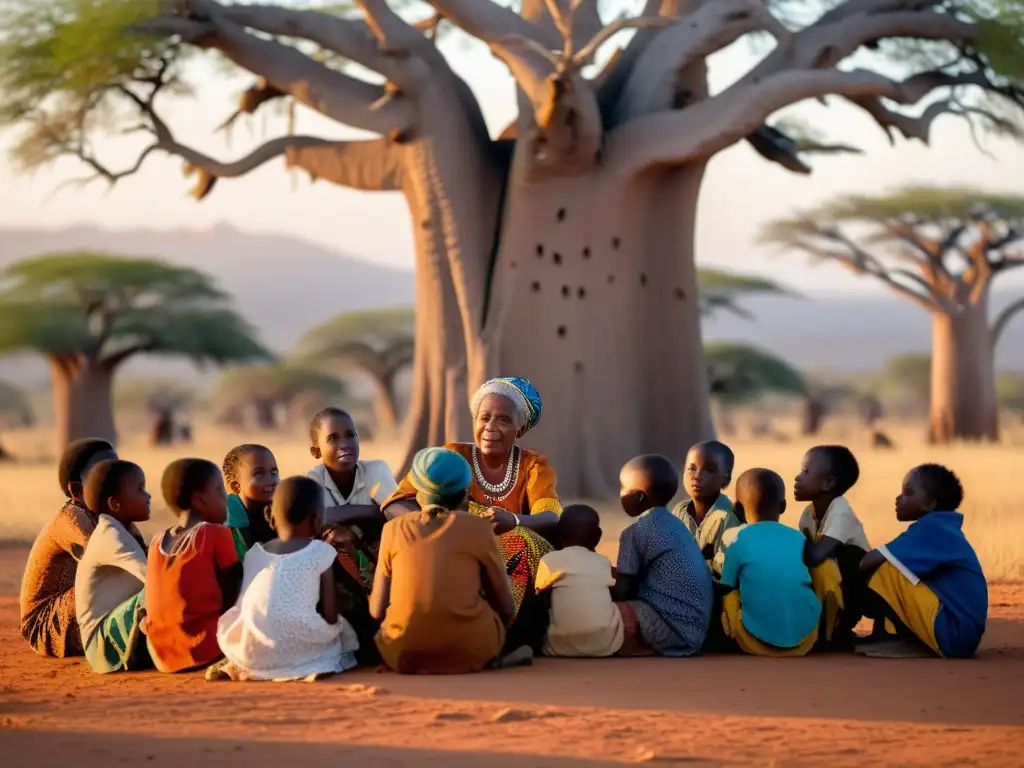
[704,342,808,404]
[0,251,270,367]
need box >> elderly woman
[382,376,561,659]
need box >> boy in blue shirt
[858,464,987,659]
[613,455,712,657]
[719,468,821,657]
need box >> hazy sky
[2,27,1023,296]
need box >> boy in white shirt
[536,505,623,657]
[793,445,871,648]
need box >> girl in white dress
[212,476,359,681]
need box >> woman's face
[473,394,520,458]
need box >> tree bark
[491,158,715,497]
[50,359,116,452]
[929,307,998,443]
[371,370,400,435]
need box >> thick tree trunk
[50,359,116,452]
[929,307,998,443]
[371,371,400,435]
[492,159,714,497]
[953,303,998,441]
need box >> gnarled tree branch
[609,67,993,175]
[614,0,792,122]
[284,137,405,192]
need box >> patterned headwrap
[410,447,472,506]
[471,377,543,438]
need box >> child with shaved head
[673,440,741,574]
[536,505,623,657]
[719,469,821,657]
[613,455,713,657]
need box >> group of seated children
[21,417,988,681]
[539,442,987,661]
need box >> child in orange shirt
[144,459,243,673]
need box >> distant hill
[1,224,1022,387]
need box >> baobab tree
[763,186,1024,443]
[296,307,415,435]
[212,362,349,430]
[1,1,1022,492]
[0,253,269,449]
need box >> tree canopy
[213,361,349,411]
[705,341,808,405]
[0,252,271,370]
[295,306,415,379]
[697,268,794,320]
[761,186,1024,336]
[1,1,1022,195]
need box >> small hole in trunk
[557,325,567,338]
[556,208,566,222]
[562,285,570,297]
[675,288,685,300]
[511,260,518,269]
[531,281,541,292]
[612,237,621,250]
[553,252,563,265]
[640,273,648,286]
[577,287,586,299]
[574,361,584,373]
[582,246,591,259]
[607,275,615,284]
[536,244,544,257]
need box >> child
[858,464,987,659]
[222,443,280,557]
[719,469,821,657]
[144,459,243,673]
[672,440,741,574]
[75,460,151,674]
[214,476,359,681]
[793,445,871,645]
[371,447,514,674]
[536,504,623,657]
[20,438,117,658]
[307,407,396,586]
[613,454,712,657]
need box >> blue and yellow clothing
[720,521,821,650]
[875,511,987,658]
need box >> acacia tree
[2,1,1022,493]
[697,268,792,320]
[763,187,1024,443]
[213,362,349,429]
[0,253,269,449]
[296,307,414,434]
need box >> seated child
[222,444,280,557]
[144,459,243,673]
[672,440,740,574]
[20,438,117,658]
[214,476,359,681]
[371,447,515,674]
[75,460,151,674]
[307,406,396,589]
[858,464,987,659]
[793,445,871,645]
[613,455,713,657]
[536,505,623,658]
[719,469,821,657]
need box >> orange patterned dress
[384,442,562,615]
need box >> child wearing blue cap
[370,447,516,674]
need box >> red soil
[0,545,1021,766]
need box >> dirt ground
[1,546,1022,767]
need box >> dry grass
[1,423,1021,582]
